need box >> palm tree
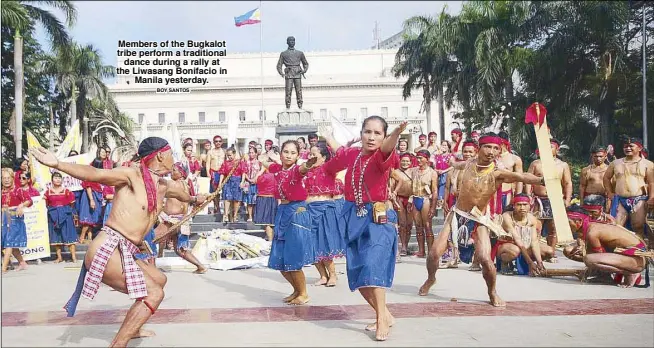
[39,42,117,152]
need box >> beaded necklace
[352,152,372,217]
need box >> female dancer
[407,150,438,257]
[78,159,104,242]
[219,148,245,222]
[253,164,277,241]
[266,140,318,305]
[297,137,310,160]
[2,168,32,273]
[44,172,77,263]
[18,173,40,197]
[390,153,415,256]
[242,147,261,222]
[321,116,406,341]
[305,144,345,287]
[432,141,453,211]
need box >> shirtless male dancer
[159,162,207,274]
[207,135,226,215]
[566,204,649,288]
[426,132,439,155]
[418,133,545,306]
[30,137,206,348]
[497,131,523,211]
[414,134,428,154]
[525,138,573,261]
[407,150,439,257]
[390,153,415,256]
[563,194,616,262]
[580,146,609,210]
[603,137,654,246]
[494,194,554,275]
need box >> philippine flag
[234,8,261,27]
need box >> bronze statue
[277,36,309,109]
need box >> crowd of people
[2,113,652,345]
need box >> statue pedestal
[275,109,316,144]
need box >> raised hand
[29,147,59,168]
[305,156,319,169]
[346,137,361,147]
[317,125,333,138]
[396,121,408,134]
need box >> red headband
[471,131,479,136]
[419,135,427,139]
[624,141,643,149]
[140,144,171,212]
[513,196,531,205]
[428,132,437,137]
[400,153,413,160]
[462,141,478,150]
[567,212,590,239]
[582,204,603,211]
[265,140,273,145]
[174,162,188,179]
[501,138,512,152]
[416,152,430,160]
[213,136,222,141]
[478,136,502,146]
[451,129,462,135]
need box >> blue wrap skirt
[254,196,277,226]
[1,211,27,248]
[242,184,258,204]
[47,205,77,245]
[341,201,398,291]
[78,191,103,226]
[268,201,315,271]
[308,200,346,261]
[73,190,82,215]
[222,176,243,201]
[135,228,158,261]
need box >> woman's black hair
[20,172,31,180]
[183,143,194,150]
[583,194,607,208]
[226,147,236,155]
[68,150,79,157]
[311,144,332,161]
[51,171,63,179]
[361,115,388,136]
[297,136,306,144]
[91,159,104,169]
[281,140,300,153]
[14,158,26,171]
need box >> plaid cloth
[81,226,147,301]
[159,212,190,235]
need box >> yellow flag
[56,120,81,158]
[26,131,50,193]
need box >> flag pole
[260,1,265,136]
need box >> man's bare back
[588,223,644,251]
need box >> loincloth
[533,196,553,219]
[159,212,191,236]
[64,226,147,317]
[448,207,508,264]
[613,195,648,215]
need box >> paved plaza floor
[2,254,653,347]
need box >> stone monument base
[276,109,316,145]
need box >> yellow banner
[56,120,82,158]
[26,131,50,192]
[19,198,51,260]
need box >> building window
[320,109,327,119]
[199,112,206,123]
[239,111,246,122]
[138,113,144,123]
[401,106,408,118]
[219,111,226,123]
[360,107,368,118]
[381,107,388,118]
[178,112,185,123]
[340,108,347,120]
[259,110,266,121]
[158,112,165,124]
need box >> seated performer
[265,140,318,306]
[158,163,207,274]
[419,133,545,307]
[408,150,438,257]
[2,168,32,273]
[30,137,206,347]
[564,194,617,262]
[45,172,78,263]
[390,153,415,256]
[566,205,650,288]
[603,137,653,245]
[321,117,405,341]
[492,194,554,275]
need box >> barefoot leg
[265,226,273,242]
[370,287,391,341]
[419,213,452,296]
[325,260,337,287]
[281,271,298,302]
[474,226,505,307]
[69,244,78,263]
[54,246,63,263]
[313,262,328,285]
[288,270,310,305]
[12,249,28,270]
[2,247,12,272]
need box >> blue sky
[36,1,463,69]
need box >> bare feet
[288,294,309,305]
[414,252,425,258]
[545,256,558,263]
[53,258,63,264]
[489,291,506,307]
[365,312,395,331]
[375,313,391,341]
[132,329,156,338]
[469,264,481,272]
[326,277,337,287]
[16,262,28,271]
[619,273,641,288]
[282,291,299,303]
[193,267,208,274]
[418,277,436,296]
[313,277,327,286]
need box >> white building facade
[108,48,458,152]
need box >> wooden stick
[544,268,586,280]
[153,160,239,243]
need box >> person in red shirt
[182,143,201,176]
[2,168,32,273]
[304,144,345,287]
[321,116,406,341]
[242,147,261,222]
[297,136,310,160]
[13,158,30,188]
[265,140,320,306]
[253,165,277,241]
[45,172,78,263]
[18,172,40,197]
[219,148,246,223]
[79,159,105,242]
